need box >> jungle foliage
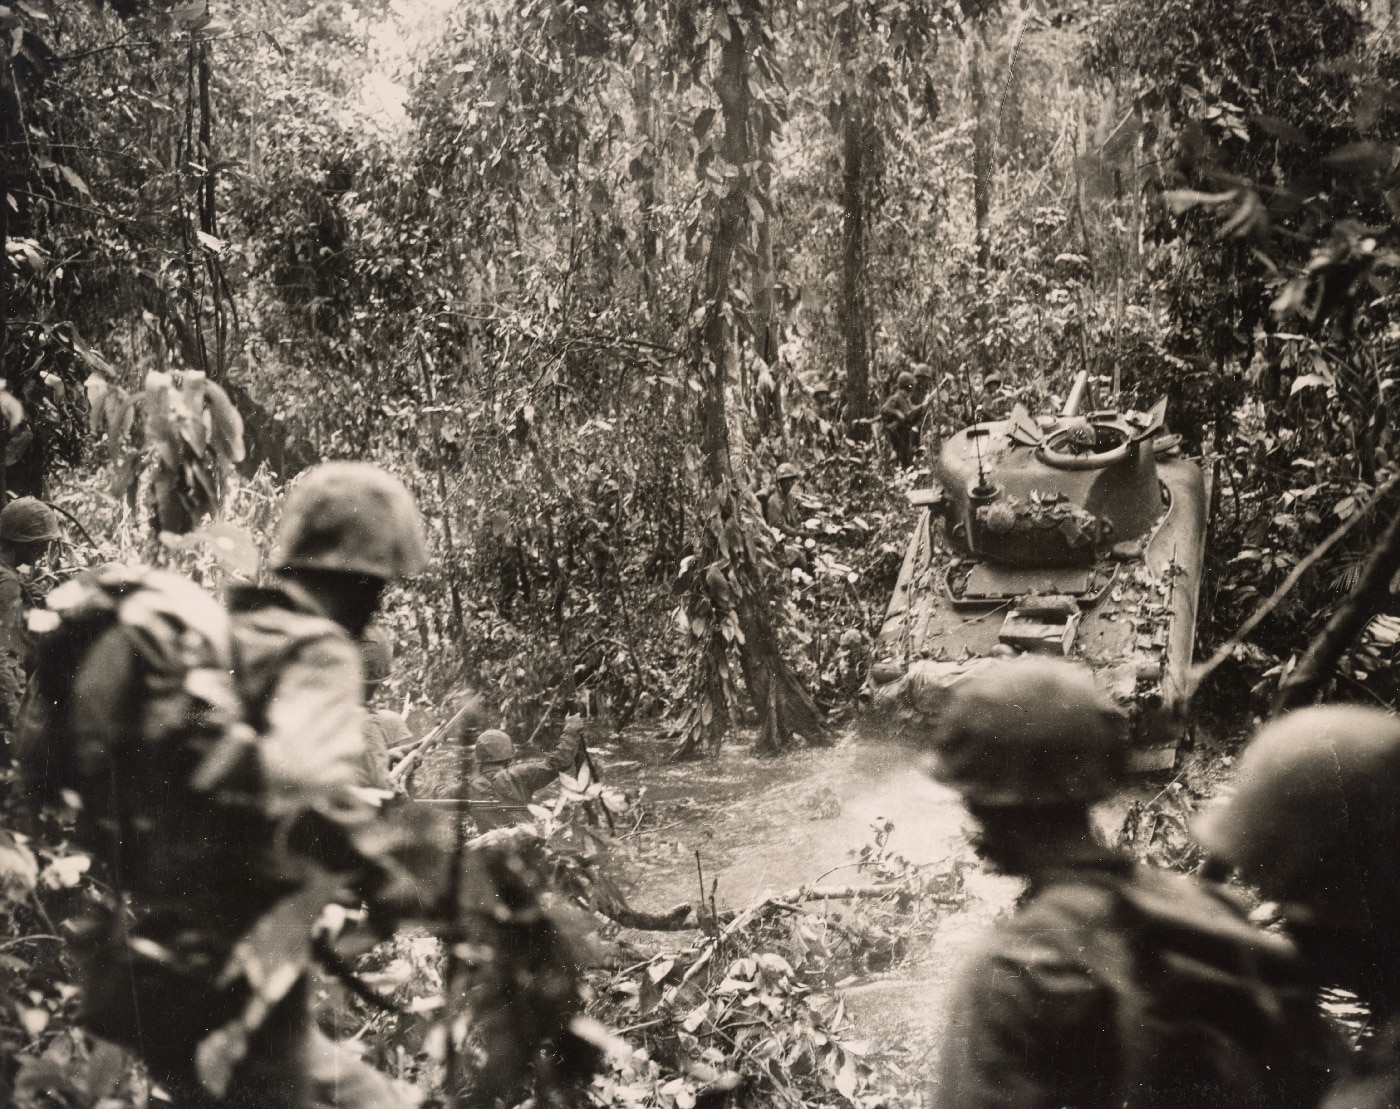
[4,0,1400,1103]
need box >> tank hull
[865,409,1209,770]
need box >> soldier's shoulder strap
[1051,865,1324,1109]
[1116,865,1301,970]
[228,600,344,730]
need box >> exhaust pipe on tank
[1062,369,1092,418]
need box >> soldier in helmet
[358,626,410,794]
[910,361,934,405]
[879,371,929,468]
[1196,706,1400,1109]
[0,496,59,743]
[764,462,803,535]
[105,462,434,1108]
[805,380,840,448]
[763,462,810,572]
[467,718,587,830]
[226,461,428,804]
[928,657,1335,1109]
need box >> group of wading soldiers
[6,462,1400,1108]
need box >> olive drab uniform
[19,567,423,1109]
[763,464,810,571]
[357,627,406,794]
[468,725,585,829]
[214,579,422,1107]
[361,708,409,793]
[926,658,1339,1109]
[879,382,926,468]
[1192,706,1400,1109]
[764,483,798,533]
[934,854,1337,1109]
[0,557,30,739]
[0,497,61,742]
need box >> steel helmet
[270,462,428,580]
[360,627,393,686]
[775,462,801,483]
[0,498,59,544]
[476,728,514,764]
[1196,706,1400,921]
[896,371,917,390]
[929,657,1128,806]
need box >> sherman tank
[865,371,1210,770]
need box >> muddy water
[596,731,1023,1076]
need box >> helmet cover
[929,657,1128,806]
[270,462,428,580]
[0,498,60,544]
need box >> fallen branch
[652,882,904,1011]
[784,882,901,901]
[1189,474,1400,699]
[1274,486,1400,714]
[593,900,695,932]
[0,934,63,951]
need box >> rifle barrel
[387,694,481,781]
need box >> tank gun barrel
[1062,370,1091,418]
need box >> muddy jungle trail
[462,721,1223,1107]
[339,727,1025,1108]
[601,730,1019,1080]
[555,712,1361,1108]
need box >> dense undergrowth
[4,0,1400,1103]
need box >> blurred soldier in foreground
[0,497,58,743]
[879,371,928,468]
[358,625,409,794]
[21,462,438,1108]
[927,657,1335,1109]
[214,461,433,1105]
[469,718,587,829]
[1196,706,1400,1109]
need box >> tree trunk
[1272,508,1400,714]
[737,586,827,754]
[197,38,226,380]
[838,4,873,437]
[752,108,781,439]
[753,215,779,371]
[970,26,994,275]
[635,64,660,302]
[0,52,16,501]
[679,8,825,758]
[0,104,7,391]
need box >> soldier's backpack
[19,564,254,864]
[16,564,372,1093]
[1027,865,1339,1109]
